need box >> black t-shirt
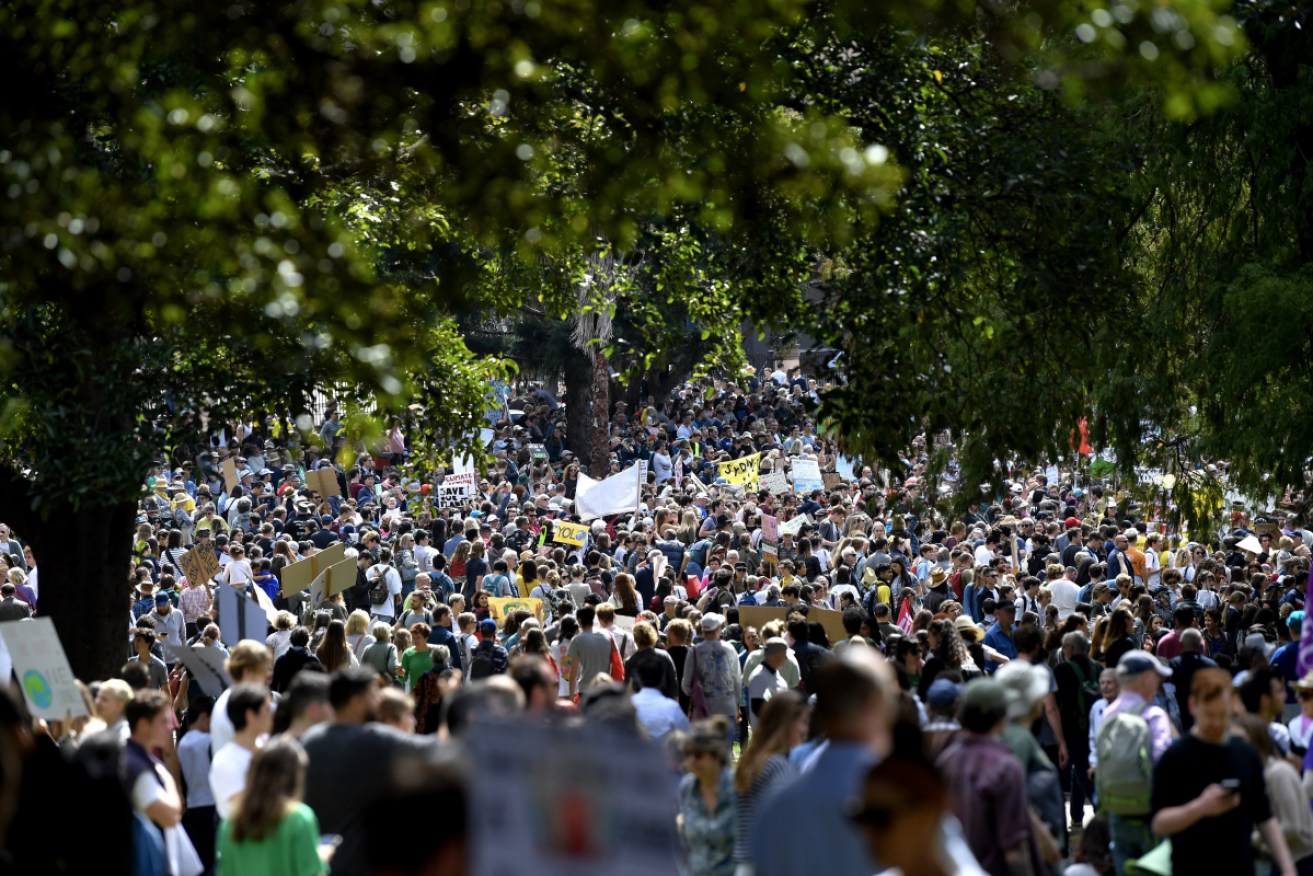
[1151,734,1270,875]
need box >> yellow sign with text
[553,522,589,547]
[488,596,545,623]
[718,453,761,490]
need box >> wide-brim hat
[953,616,983,643]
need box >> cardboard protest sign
[1254,522,1281,544]
[779,514,811,537]
[488,596,545,623]
[553,522,589,547]
[822,472,843,490]
[810,607,849,645]
[165,643,231,698]
[791,458,823,494]
[180,545,222,587]
[309,557,359,611]
[466,719,679,876]
[306,468,340,497]
[436,483,471,509]
[0,618,89,719]
[718,453,761,490]
[760,470,790,495]
[280,542,348,597]
[738,605,788,632]
[216,585,270,646]
[221,457,239,493]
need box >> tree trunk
[563,349,594,470]
[18,492,138,683]
[590,350,611,477]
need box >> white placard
[760,470,790,495]
[437,483,472,509]
[791,458,823,494]
[0,618,89,719]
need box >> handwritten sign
[436,483,472,509]
[718,453,761,490]
[760,514,779,544]
[779,514,811,537]
[760,470,790,495]
[822,472,843,490]
[0,618,89,720]
[791,458,823,494]
[180,545,221,587]
[280,542,348,597]
[553,522,589,547]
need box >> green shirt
[399,645,434,686]
[217,801,325,876]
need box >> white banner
[576,465,642,522]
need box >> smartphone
[1220,778,1242,793]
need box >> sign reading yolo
[0,618,89,720]
[553,521,589,547]
[718,453,761,490]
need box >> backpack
[368,569,392,606]
[1095,702,1154,816]
[469,643,500,680]
[172,504,191,530]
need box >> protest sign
[779,514,811,537]
[436,483,471,509]
[638,459,649,485]
[835,456,857,481]
[488,596,545,623]
[553,521,589,547]
[822,472,843,490]
[216,585,270,646]
[760,470,790,495]
[791,458,823,494]
[0,634,10,689]
[530,444,548,461]
[673,456,683,486]
[165,643,231,698]
[447,472,477,490]
[718,453,761,490]
[467,719,679,876]
[280,542,348,597]
[180,545,221,587]
[306,468,340,497]
[0,618,89,720]
[221,457,239,493]
[760,514,779,564]
[576,465,641,521]
[612,614,635,633]
[810,607,849,645]
[251,582,280,624]
[310,557,361,611]
[738,605,788,632]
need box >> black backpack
[468,643,501,680]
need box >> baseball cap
[1117,651,1172,678]
[478,618,498,633]
[1064,516,1080,528]
[958,678,1009,713]
[925,678,963,714]
[701,613,725,632]
[762,637,788,656]
[155,594,170,605]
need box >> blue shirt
[749,740,878,876]
[983,621,1016,673]
[1271,641,1300,704]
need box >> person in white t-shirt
[1047,565,1081,621]
[208,683,272,819]
[209,641,272,752]
[367,549,404,621]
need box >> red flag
[1070,417,1093,456]
[896,597,914,635]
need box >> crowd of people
[1,365,1313,876]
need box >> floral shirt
[679,769,736,876]
[682,639,742,719]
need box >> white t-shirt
[974,544,995,566]
[210,688,235,752]
[1048,578,1080,621]
[223,559,254,587]
[746,664,788,729]
[208,742,254,819]
[367,564,403,618]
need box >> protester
[677,716,736,876]
[216,737,326,876]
